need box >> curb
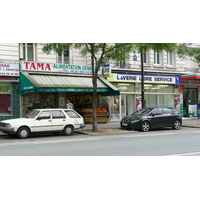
[182,125,200,128]
[75,130,135,136]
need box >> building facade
[104,47,200,120]
[0,44,20,121]
[0,43,200,122]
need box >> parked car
[0,109,85,139]
[120,107,182,132]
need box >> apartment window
[143,51,147,64]
[115,60,126,68]
[154,51,160,65]
[58,49,69,64]
[167,51,173,66]
[22,43,35,61]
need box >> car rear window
[64,110,81,118]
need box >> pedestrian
[66,99,74,109]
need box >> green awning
[20,72,120,96]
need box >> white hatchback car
[0,109,85,139]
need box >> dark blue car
[120,107,182,132]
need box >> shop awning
[20,72,120,96]
[181,74,200,80]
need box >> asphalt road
[1,127,200,156]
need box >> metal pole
[140,50,145,108]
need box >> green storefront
[19,71,119,116]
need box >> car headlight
[5,123,12,128]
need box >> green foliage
[41,42,177,132]
[177,43,200,67]
[134,43,177,51]
[41,43,177,65]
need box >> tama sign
[21,61,102,74]
[114,74,180,84]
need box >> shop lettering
[181,80,200,85]
[53,64,93,71]
[117,75,137,80]
[24,62,51,71]
[0,64,10,68]
[154,77,172,82]
[139,76,152,81]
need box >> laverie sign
[21,61,102,74]
[114,74,180,84]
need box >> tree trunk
[92,74,98,132]
[91,53,98,132]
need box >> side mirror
[150,113,155,117]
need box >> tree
[42,43,134,131]
[133,43,177,108]
[177,43,200,67]
[41,43,177,131]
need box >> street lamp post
[140,50,145,108]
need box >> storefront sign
[113,74,180,84]
[21,61,102,74]
[180,80,200,85]
[0,63,19,77]
[103,64,111,77]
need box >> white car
[0,109,85,139]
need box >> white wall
[0,43,19,62]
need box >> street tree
[133,43,177,108]
[41,43,177,131]
[177,43,200,67]
[42,43,133,131]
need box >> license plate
[122,123,128,126]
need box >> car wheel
[63,125,74,136]
[141,121,150,132]
[173,120,181,130]
[17,127,30,139]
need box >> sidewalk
[83,118,200,130]
[0,118,200,136]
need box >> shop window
[52,110,66,119]
[58,49,69,64]
[22,43,35,61]
[112,82,135,92]
[0,83,11,114]
[0,94,11,114]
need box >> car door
[162,108,173,127]
[150,108,164,128]
[51,110,66,131]
[33,111,52,132]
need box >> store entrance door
[183,88,198,117]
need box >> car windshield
[25,110,40,119]
[132,108,153,116]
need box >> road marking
[34,138,100,144]
[124,132,176,137]
[166,151,200,156]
